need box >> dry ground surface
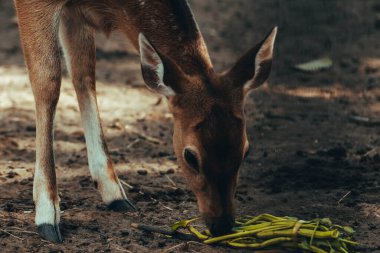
[1,0,380,252]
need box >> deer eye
[183,148,200,172]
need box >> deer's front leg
[14,1,64,243]
[60,12,136,212]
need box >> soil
[1,0,380,252]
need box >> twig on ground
[61,207,83,212]
[150,197,174,211]
[136,132,164,145]
[162,184,178,190]
[337,190,351,205]
[349,115,380,127]
[126,139,140,150]
[0,215,25,224]
[0,228,24,240]
[125,125,164,145]
[5,228,38,235]
[363,148,378,158]
[165,175,177,188]
[120,179,134,189]
[131,223,199,241]
[161,205,174,211]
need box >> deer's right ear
[139,33,178,97]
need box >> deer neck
[120,0,213,76]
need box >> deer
[13,0,277,243]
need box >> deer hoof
[108,199,137,212]
[37,224,63,243]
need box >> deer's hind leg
[14,0,65,243]
[59,7,136,212]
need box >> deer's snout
[203,214,235,236]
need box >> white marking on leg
[34,164,60,225]
[81,94,126,204]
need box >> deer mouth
[203,214,234,236]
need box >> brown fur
[13,0,276,238]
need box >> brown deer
[13,0,277,243]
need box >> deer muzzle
[203,213,235,236]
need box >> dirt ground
[1,0,380,252]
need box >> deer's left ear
[224,27,277,93]
[139,33,178,96]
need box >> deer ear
[139,33,176,96]
[225,27,277,92]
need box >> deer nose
[204,214,234,236]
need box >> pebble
[166,168,175,174]
[6,171,17,178]
[137,169,148,176]
[120,230,130,236]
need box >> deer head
[139,27,277,235]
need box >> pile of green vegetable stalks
[171,214,358,253]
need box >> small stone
[137,169,148,176]
[6,171,17,178]
[120,230,130,236]
[166,168,175,174]
[157,151,170,157]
